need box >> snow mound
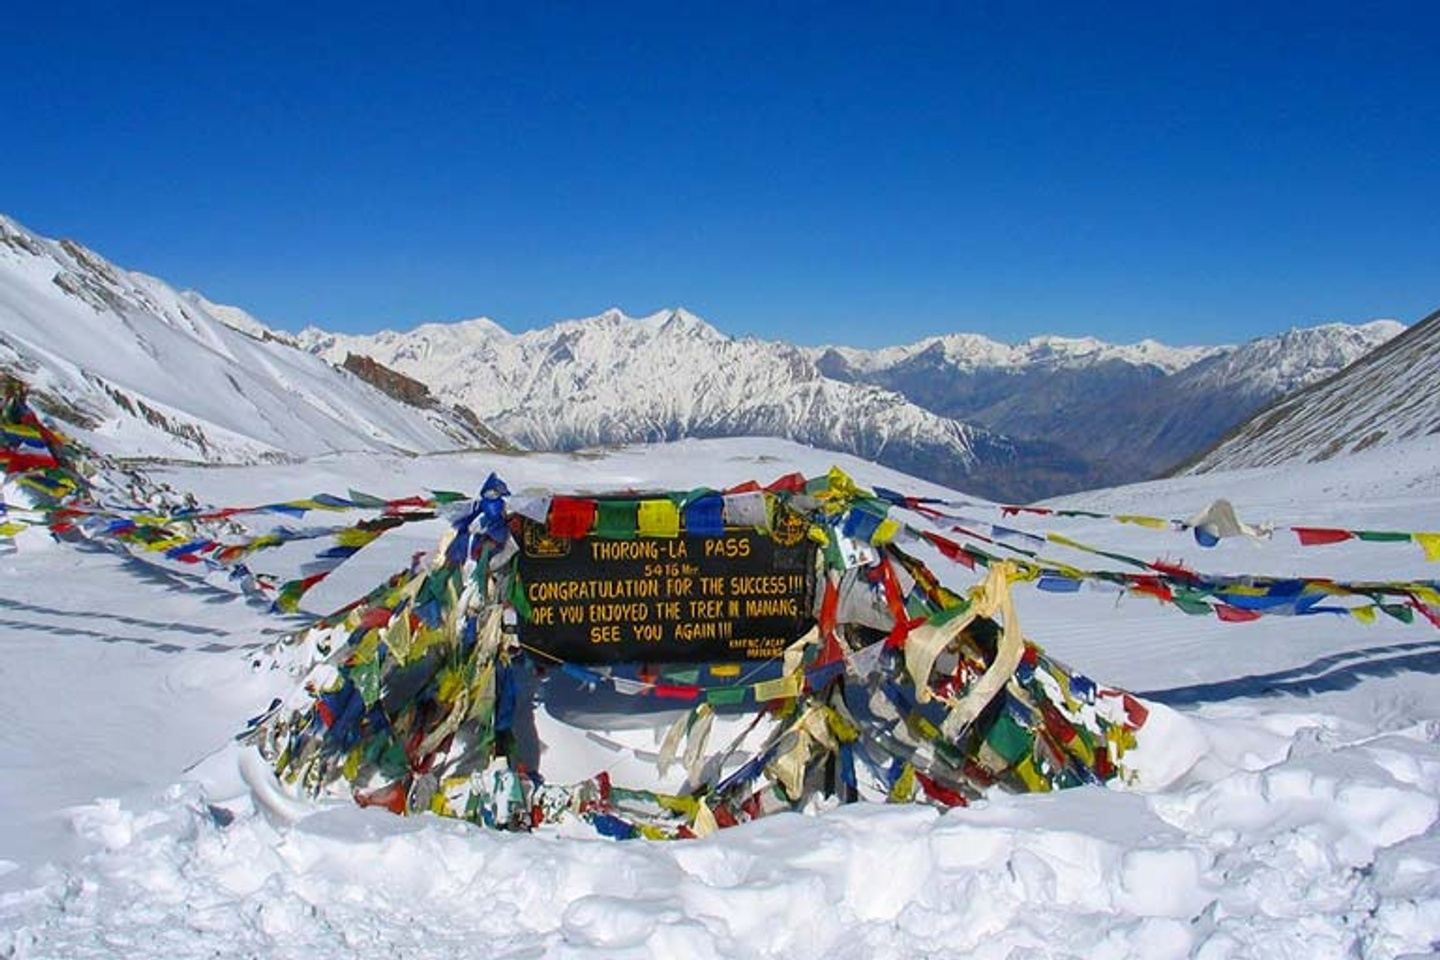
[4,719,1435,959]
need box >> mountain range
[301,309,1400,500]
[815,321,1403,491]
[0,212,1408,499]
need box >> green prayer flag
[1379,603,1415,623]
[509,573,531,620]
[351,660,381,708]
[594,500,638,539]
[1171,594,1214,616]
[984,709,1034,765]
[704,686,748,706]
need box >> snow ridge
[0,213,502,463]
[819,331,1221,376]
[1186,309,1440,472]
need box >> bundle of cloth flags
[239,468,1154,839]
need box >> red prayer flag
[653,683,701,701]
[764,472,807,494]
[1128,575,1174,604]
[1409,599,1440,629]
[915,770,969,807]
[1293,527,1354,547]
[548,497,598,539]
[1214,604,1262,623]
[354,781,408,815]
[1149,559,1200,583]
[0,451,60,473]
[923,531,976,569]
[358,607,394,629]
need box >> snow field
[1,436,1438,958]
[6,724,1436,958]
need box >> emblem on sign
[522,519,571,559]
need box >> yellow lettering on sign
[705,538,751,559]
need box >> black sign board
[516,518,816,663]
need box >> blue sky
[6,1,1437,346]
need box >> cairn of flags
[4,380,1440,839]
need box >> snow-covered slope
[301,308,1089,502]
[0,214,502,462]
[3,436,1439,957]
[1186,307,1440,473]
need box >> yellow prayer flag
[887,762,916,802]
[1115,515,1169,530]
[691,801,718,838]
[1415,532,1440,562]
[752,670,804,702]
[335,526,383,548]
[1411,585,1440,607]
[824,466,863,503]
[342,744,363,781]
[636,499,680,538]
[1013,755,1052,792]
[1350,605,1377,625]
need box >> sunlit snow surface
[2,436,1439,959]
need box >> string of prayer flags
[873,486,1440,562]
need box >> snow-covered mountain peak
[548,306,725,341]
[819,329,1221,377]
[1016,334,1220,372]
